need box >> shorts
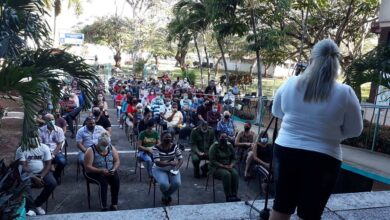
[272,144,341,220]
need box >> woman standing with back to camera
[270,39,363,220]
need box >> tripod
[245,116,278,220]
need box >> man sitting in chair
[190,121,215,178]
[16,129,57,216]
[163,102,183,135]
[38,113,66,183]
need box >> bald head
[44,113,55,121]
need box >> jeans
[137,151,153,177]
[64,107,82,134]
[25,172,57,209]
[52,152,67,181]
[78,151,85,164]
[152,167,181,199]
[85,172,120,208]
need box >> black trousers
[272,144,341,220]
[85,172,120,208]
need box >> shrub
[181,70,197,85]
[342,120,390,155]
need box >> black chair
[205,172,219,203]
[81,163,102,209]
[148,177,180,207]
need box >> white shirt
[272,76,363,160]
[16,144,52,174]
[38,125,65,152]
[167,110,183,128]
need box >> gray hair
[97,132,110,146]
[298,38,340,102]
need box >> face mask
[98,96,103,101]
[260,138,268,144]
[183,96,188,99]
[97,144,109,152]
[165,102,170,107]
[212,108,218,112]
[220,138,228,146]
[47,120,55,129]
[224,115,230,119]
[87,125,95,131]
[151,92,155,95]
[244,126,250,132]
[163,138,171,144]
[93,111,101,117]
[172,108,177,112]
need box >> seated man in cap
[190,121,215,178]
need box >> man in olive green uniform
[209,132,240,202]
[190,121,215,178]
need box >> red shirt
[126,104,136,115]
[164,91,172,99]
[115,94,124,106]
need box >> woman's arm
[111,146,120,171]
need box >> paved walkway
[30,191,390,219]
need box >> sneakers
[35,206,46,215]
[26,210,36,216]
[119,125,123,129]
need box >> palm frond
[0,49,99,149]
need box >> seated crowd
[17,74,271,215]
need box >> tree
[173,0,210,86]
[204,0,249,88]
[80,16,134,67]
[0,0,99,149]
[167,12,192,72]
[0,0,50,59]
[43,0,83,44]
[145,26,175,65]
[345,45,390,101]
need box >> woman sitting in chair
[84,132,120,211]
[152,131,183,206]
[209,132,240,202]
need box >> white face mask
[260,138,268,144]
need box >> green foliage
[134,59,147,74]
[0,49,99,148]
[345,45,390,100]
[182,70,197,85]
[81,16,134,50]
[342,120,390,155]
[0,159,29,219]
[0,0,51,59]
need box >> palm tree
[0,0,99,149]
[173,0,210,87]
[42,0,83,45]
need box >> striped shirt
[152,144,182,170]
[150,97,164,119]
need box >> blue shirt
[217,119,235,137]
[76,125,106,149]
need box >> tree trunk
[249,59,257,76]
[114,50,121,67]
[203,33,211,83]
[368,82,378,103]
[250,8,263,131]
[194,35,204,88]
[154,55,158,66]
[217,38,229,89]
[215,56,223,77]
